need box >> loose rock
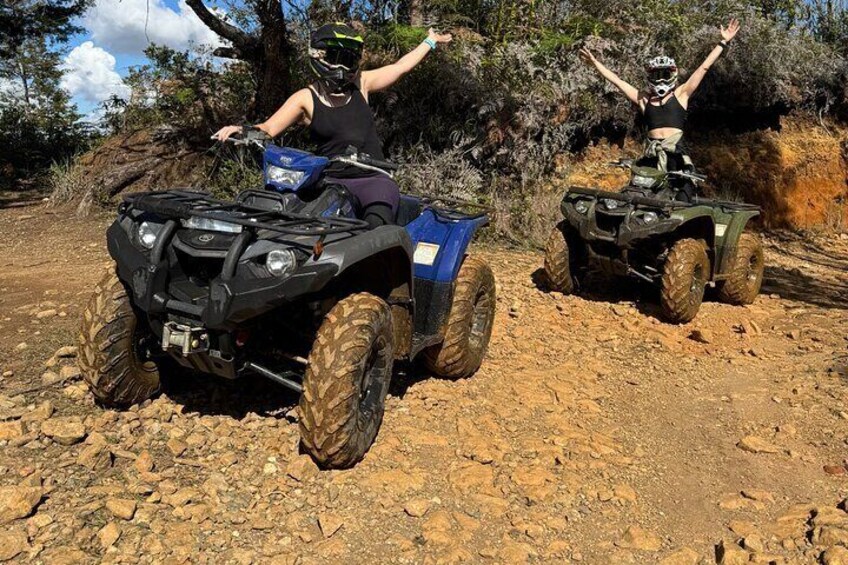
[0,483,43,524]
[40,417,86,445]
[617,526,662,552]
[0,421,24,441]
[737,435,780,454]
[105,498,137,521]
[98,521,122,549]
[318,513,344,538]
[286,456,319,482]
[0,529,28,561]
[404,498,431,518]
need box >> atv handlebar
[215,128,272,149]
[216,135,400,176]
[332,147,400,178]
[609,159,707,183]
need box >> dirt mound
[561,117,848,232]
[692,117,848,231]
[68,129,211,213]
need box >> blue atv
[78,134,496,468]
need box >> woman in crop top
[213,23,452,228]
[579,19,740,185]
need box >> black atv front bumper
[108,222,336,331]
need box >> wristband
[423,37,437,51]
[718,40,729,49]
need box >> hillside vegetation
[27,0,848,237]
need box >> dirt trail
[0,202,846,564]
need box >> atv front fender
[715,209,760,276]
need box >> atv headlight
[574,200,590,214]
[265,249,297,277]
[182,216,242,234]
[632,175,657,188]
[643,211,659,224]
[602,198,620,210]
[137,221,163,250]
[266,165,306,188]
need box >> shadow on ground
[0,190,46,210]
[762,232,848,310]
[531,267,666,320]
[161,369,299,421]
[159,359,437,422]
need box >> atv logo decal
[715,224,728,237]
[197,234,215,243]
[413,242,440,266]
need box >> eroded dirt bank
[0,203,847,564]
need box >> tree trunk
[253,0,293,121]
[185,0,293,122]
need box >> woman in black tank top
[578,18,741,178]
[213,23,453,228]
[308,87,384,179]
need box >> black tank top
[309,86,385,178]
[643,94,687,131]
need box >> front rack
[568,186,761,214]
[568,186,693,210]
[122,190,370,236]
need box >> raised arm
[361,28,452,94]
[212,89,311,141]
[580,47,640,105]
[678,18,739,103]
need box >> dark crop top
[309,86,385,178]
[643,94,687,131]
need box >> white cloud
[60,41,131,106]
[84,0,223,55]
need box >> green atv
[544,160,765,323]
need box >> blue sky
[61,0,225,116]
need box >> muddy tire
[299,293,394,469]
[718,232,764,305]
[423,256,496,379]
[78,267,161,406]
[660,238,710,324]
[544,224,575,294]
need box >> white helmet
[646,56,678,97]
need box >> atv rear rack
[122,190,370,236]
[410,194,493,222]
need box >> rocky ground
[0,201,847,564]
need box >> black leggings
[362,203,395,228]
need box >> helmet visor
[323,46,361,70]
[648,67,677,83]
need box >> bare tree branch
[184,0,258,57]
[212,46,246,60]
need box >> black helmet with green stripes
[309,23,364,94]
